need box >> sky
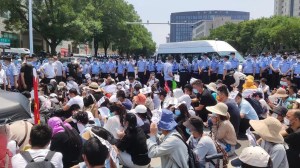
[126,0,274,46]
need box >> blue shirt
[100,62,108,73]
[91,62,100,75]
[199,58,211,71]
[147,61,155,71]
[253,59,260,74]
[192,60,198,72]
[279,60,292,75]
[242,59,255,74]
[270,57,282,71]
[156,62,164,73]
[210,59,218,73]
[172,62,179,73]
[217,61,224,74]
[223,61,232,71]
[5,63,18,86]
[137,60,147,72]
[230,58,239,70]
[179,59,189,71]
[83,64,90,74]
[259,57,270,70]
[164,62,173,81]
[127,61,135,72]
[239,99,259,120]
[108,61,116,73]
[117,62,125,74]
[293,62,300,77]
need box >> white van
[156,40,244,62]
[4,48,30,55]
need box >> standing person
[179,55,189,88]
[260,53,270,80]
[163,56,174,92]
[147,58,155,82]
[155,57,164,88]
[147,109,189,168]
[127,56,135,78]
[100,58,108,79]
[217,57,224,80]
[291,56,300,89]
[230,52,239,71]
[191,56,199,79]
[137,56,147,85]
[191,79,217,122]
[41,57,57,84]
[210,56,218,82]
[75,61,83,85]
[91,60,100,78]
[270,54,282,89]
[183,116,217,168]
[217,85,240,136]
[82,60,91,80]
[0,63,6,90]
[252,55,260,79]
[242,56,255,77]
[4,56,18,91]
[20,56,34,92]
[279,54,292,79]
[250,117,289,168]
[108,58,117,79]
[117,58,126,82]
[223,56,234,91]
[199,53,210,84]
[12,125,63,168]
[53,56,64,83]
[172,59,179,76]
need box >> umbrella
[0,90,31,124]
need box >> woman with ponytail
[115,113,151,168]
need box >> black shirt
[20,63,33,87]
[225,99,240,135]
[196,89,217,121]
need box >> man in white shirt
[41,57,57,84]
[12,125,63,168]
[0,63,7,90]
[53,56,65,83]
[63,88,84,111]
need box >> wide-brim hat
[206,82,217,93]
[206,102,228,116]
[81,127,118,145]
[57,82,66,89]
[249,117,284,144]
[183,116,203,133]
[133,105,147,114]
[231,146,270,167]
[84,82,102,92]
[273,88,288,98]
[158,109,177,131]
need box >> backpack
[20,151,56,168]
[245,98,263,116]
[173,134,200,168]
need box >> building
[170,10,250,42]
[274,0,300,17]
[192,16,244,39]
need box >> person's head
[288,84,297,95]
[68,88,78,98]
[116,90,126,101]
[252,92,263,101]
[82,137,109,168]
[235,93,243,105]
[260,78,267,85]
[133,93,146,105]
[3,57,11,66]
[286,76,292,85]
[128,76,135,84]
[254,80,260,87]
[29,124,52,148]
[109,103,126,126]
[74,111,89,125]
[175,103,190,119]
[167,55,173,63]
[184,84,193,95]
[217,85,229,102]
[192,79,203,94]
[230,52,236,58]
[224,55,229,61]
[158,109,177,135]
[286,109,300,129]
[53,56,58,61]
[124,113,137,130]
[70,104,81,115]
[158,90,167,101]
[271,106,288,123]
[48,57,54,64]
[206,103,229,125]
[183,116,204,138]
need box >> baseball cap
[271,106,288,116]
[183,116,204,133]
[231,146,270,167]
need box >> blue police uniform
[260,56,270,79]
[126,60,135,78]
[108,61,116,78]
[292,61,300,89]
[242,58,255,76]
[223,60,234,91]
[137,59,147,85]
[117,61,126,82]
[270,56,282,89]
[5,63,18,90]
[179,58,189,87]
[279,59,292,76]
[155,60,164,88]
[210,58,219,82]
[199,58,211,84]
[91,62,100,77]
[253,58,260,79]
[172,61,179,74]
[230,57,239,70]
[100,61,108,78]
[191,58,199,79]
[217,60,225,80]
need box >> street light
[29,0,33,56]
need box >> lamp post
[29,0,33,56]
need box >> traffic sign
[0,38,10,46]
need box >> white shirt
[53,61,64,76]
[0,69,6,84]
[42,63,56,78]
[67,95,84,109]
[233,71,246,87]
[104,115,123,139]
[12,149,63,168]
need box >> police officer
[230,52,239,70]
[292,56,300,89]
[82,59,91,79]
[179,55,189,88]
[210,55,219,82]
[91,59,100,78]
[270,54,282,89]
[259,53,270,80]
[147,58,156,81]
[108,58,117,78]
[126,56,135,78]
[223,55,234,91]
[279,54,292,79]
[155,57,164,88]
[137,56,147,85]
[117,58,126,82]
[252,54,260,79]
[3,56,18,91]
[172,58,179,75]
[191,56,199,79]
[217,56,224,80]
[100,57,108,78]
[242,56,255,77]
[199,53,210,84]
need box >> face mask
[271,113,278,119]
[193,89,199,94]
[175,110,181,116]
[117,85,122,90]
[284,117,290,126]
[186,128,191,135]
[280,81,287,86]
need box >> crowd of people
[0,53,299,168]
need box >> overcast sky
[126,0,274,46]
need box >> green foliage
[199,16,300,55]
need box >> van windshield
[218,51,244,62]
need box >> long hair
[110,103,127,127]
[125,113,137,132]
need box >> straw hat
[206,82,217,93]
[57,82,66,90]
[249,117,284,144]
[206,102,228,116]
[84,82,102,92]
[273,88,288,98]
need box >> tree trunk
[49,43,57,56]
[103,40,110,57]
[94,37,99,57]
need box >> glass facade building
[170,10,250,42]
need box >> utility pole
[29,0,33,56]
